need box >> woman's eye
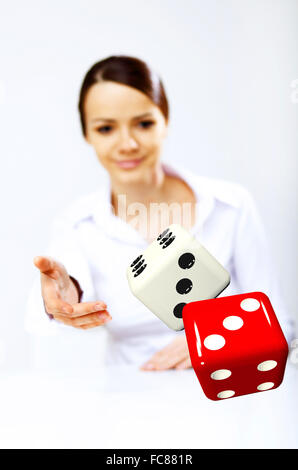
[95,121,154,134]
[96,125,112,134]
[138,120,155,129]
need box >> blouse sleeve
[232,189,296,346]
[24,214,96,336]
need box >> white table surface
[0,362,297,449]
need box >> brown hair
[78,55,169,136]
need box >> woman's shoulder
[170,162,254,210]
[195,174,253,209]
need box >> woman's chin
[116,167,146,183]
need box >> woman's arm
[25,214,110,335]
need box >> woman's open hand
[140,336,192,371]
[33,256,111,329]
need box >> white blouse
[25,160,295,366]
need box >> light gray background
[0,0,297,369]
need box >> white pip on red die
[182,292,289,400]
[126,224,230,331]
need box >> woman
[25,55,295,370]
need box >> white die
[126,224,230,331]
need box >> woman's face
[84,81,168,183]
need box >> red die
[182,292,288,401]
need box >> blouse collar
[91,159,215,246]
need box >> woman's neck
[110,162,170,212]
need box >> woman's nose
[118,128,139,154]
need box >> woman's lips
[114,157,144,169]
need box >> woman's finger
[154,353,188,370]
[34,256,52,272]
[65,301,108,318]
[79,323,101,330]
[54,311,111,328]
[71,311,111,326]
[34,256,68,282]
[45,300,73,315]
[141,337,190,370]
[34,256,58,279]
[141,352,185,371]
[175,358,192,370]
